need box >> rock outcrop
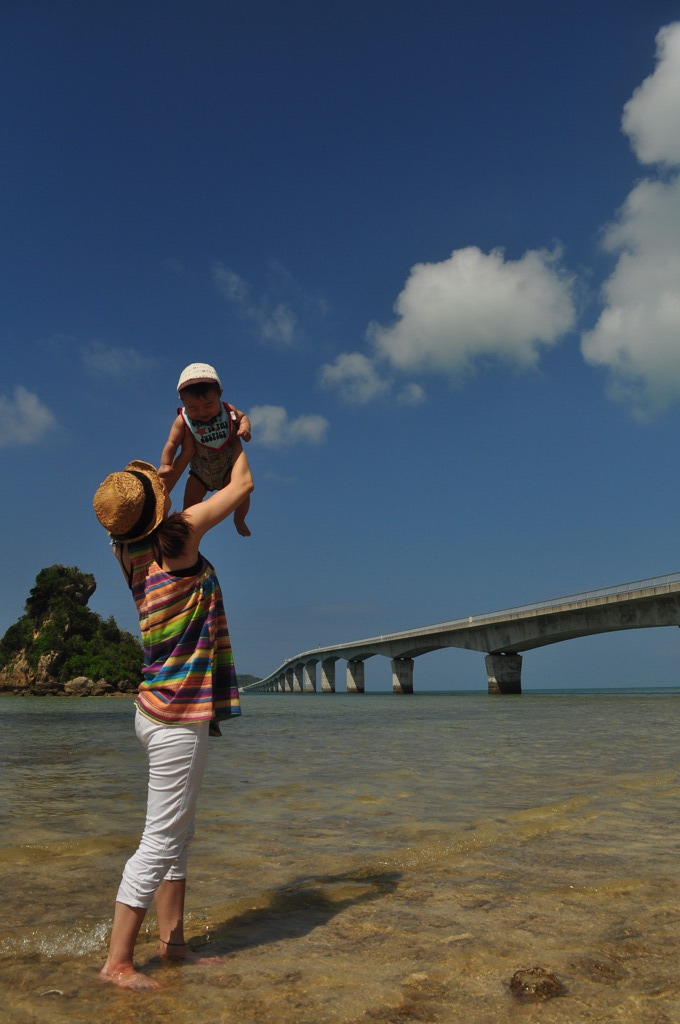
[0,564,143,697]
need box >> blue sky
[3,0,680,691]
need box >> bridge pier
[346,659,365,693]
[293,665,304,692]
[485,652,522,694]
[303,662,317,692]
[392,657,414,694]
[321,658,337,693]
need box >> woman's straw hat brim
[93,460,166,542]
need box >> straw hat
[177,362,222,392]
[93,460,167,542]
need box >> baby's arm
[159,414,185,474]
[159,414,195,493]
[228,403,251,442]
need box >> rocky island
[0,565,143,696]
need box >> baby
[159,362,252,536]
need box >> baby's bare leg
[182,474,208,510]
[233,495,251,537]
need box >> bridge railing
[403,570,680,637]
[296,570,680,655]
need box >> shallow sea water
[1,690,680,1023]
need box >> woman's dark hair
[153,512,191,559]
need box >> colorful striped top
[125,538,241,732]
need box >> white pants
[116,710,209,909]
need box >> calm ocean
[1,689,680,1024]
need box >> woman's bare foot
[99,965,162,989]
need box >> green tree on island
[0,565,143,690]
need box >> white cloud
[397,382,426,406]
[213,264,249,304]
[319,352,390,404]
[319,246,574,405]
[581,23,680,416]
[0,386,57,448]
[622,23,680,166]
[81,340,158,379]
[248,405,329,447]
[581,176,680,415]
[212,263,297,345]
[369,246,575,378]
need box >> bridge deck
[245,572,680,693]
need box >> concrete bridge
[242,572,680,695]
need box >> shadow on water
[182,868,401,957]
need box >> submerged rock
[509,967,566,1001]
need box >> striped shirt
[126,539,241,731]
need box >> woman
[92,444,254,989]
